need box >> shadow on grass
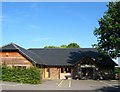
[95,85,120,92]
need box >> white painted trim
[12,43,37,64]
[13,64,31,66]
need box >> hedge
[2,66,42,84]
[115,67,120,74]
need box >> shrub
[2,66,42,84]
[115,67,120,74]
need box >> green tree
[44,46,59,48]
[44,43,80,48]
[93,1,120,58]
[60,45,67,48]
[67,43,80,48]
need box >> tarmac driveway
[1,79,120,91]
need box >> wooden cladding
[1,52,24,57]
[0,52,32,66]
[43,68,59,79]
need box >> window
[13,66,26,69]
[65,68,67,73]
[47,68,50,72]
[46,68,50,78]
[61,68,71,73]
[61,68,64,73]
[68,68,71,73]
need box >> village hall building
[0,43,118,80]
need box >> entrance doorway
[60,68,71,79]
[81,68,93,79]
[44,68,50,78]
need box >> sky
[2,2,108,49]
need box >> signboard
[81,65,95,68]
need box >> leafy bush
[2,66,42,84]
[115,67,120,74]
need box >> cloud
[0,15,3,21]
[29,3,40,12]
[0,16,10,22]
[1,15,15,22]
[0,16,3,18]
[33,37,55,42]
[28,24,39,29]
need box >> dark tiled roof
[28,48,118,66]
[0,43,44,65]
[0,43,18,51]
[0,43,118,66]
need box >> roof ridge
[28,50,46,65]
[5,43,38,64]
[0,42,13,48]
[18,49,37,64]
[14,45,38,64]
[11,43,19,50]
[28,48,95,50]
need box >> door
[45,68,50,78]
[87,68,93,79]
[81,68,93,79]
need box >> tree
[44,43,80,48]
[60,45,67,48]
[67,43,80,48]
[44,46,59,48]
[93,1,120,58]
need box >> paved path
[1,79,120,91]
